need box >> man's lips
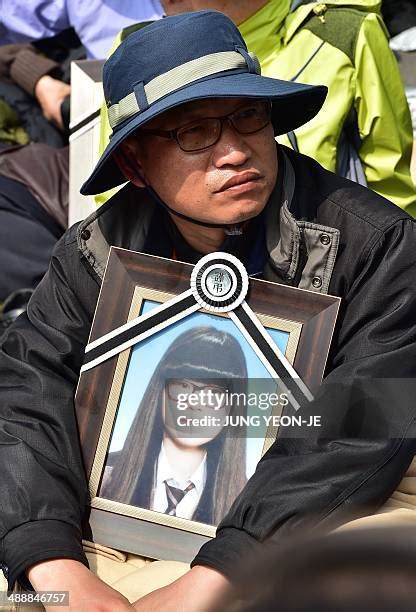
[215,172,263,193]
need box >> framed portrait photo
[75,247,340,562]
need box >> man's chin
[210,198,266,225]
[219,205,265,226]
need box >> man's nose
[212,118,251,167]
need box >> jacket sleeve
[354,13,416,215]
[192,218,416,578]
[0,43,61,97]
[9,46,60,96]
[0,228,97,589]
[0,44,30,81]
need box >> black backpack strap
[286,130,299,152]
[336,107,367,186]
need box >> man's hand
[27,558,133,612]
[34,75,71,130]
[133,565,231,612]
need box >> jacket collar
[263,148,340,292]
[77,147,339,294]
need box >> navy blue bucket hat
[81,10,327,196]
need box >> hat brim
[81,73,327,196]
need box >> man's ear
[113,143,146,188]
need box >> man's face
[124,98,278,226]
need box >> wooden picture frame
[76,247,340,562]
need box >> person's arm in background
[355,13,416,215]
[0,42,60,99]
[0,43,70,130]
[34,75,70,130]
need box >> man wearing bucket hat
[98,0,416,212]
[1,11,416,612]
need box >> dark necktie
[164,481,195,516]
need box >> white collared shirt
[151,443,207,519]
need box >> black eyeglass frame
[138,99,273,152]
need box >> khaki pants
[338,456,416,531]
[0,543,188,611]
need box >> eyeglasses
[139,100,272,152]
[166,380,226,404]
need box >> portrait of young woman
[99,325,249,526]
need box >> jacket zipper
[313,3,327,23]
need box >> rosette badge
[190,252,249,312]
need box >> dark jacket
[1,146,416,588]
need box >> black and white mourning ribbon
[80,252,313,410]
[81,290,200,373]
[229,303,313,410]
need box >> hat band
[107,50,260,129]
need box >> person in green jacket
[97,1,415,213]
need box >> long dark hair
[102,325,248,524]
